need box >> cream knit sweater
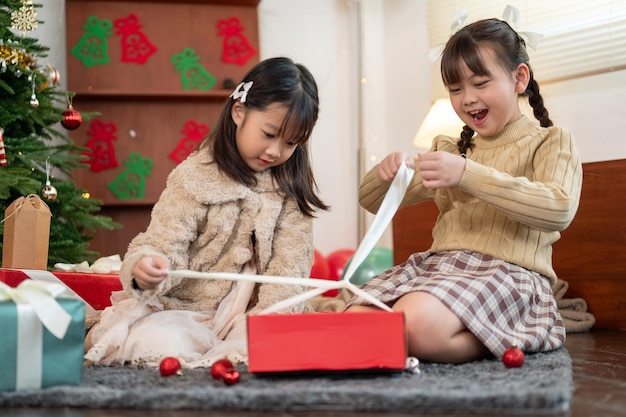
[359,116,583,284]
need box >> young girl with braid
[347,18,582,364]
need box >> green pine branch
[1,0,121,269]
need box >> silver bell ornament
[42,180,57,201]
[43,158,57,200]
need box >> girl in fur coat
[85,57,329,368]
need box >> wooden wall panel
[66,0,259,258]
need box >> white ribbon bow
[168,162,416,315]
[428,5,543,63]
[501,5,543,50]
[428,9,469,63]
[0,280,72,339]
[230,81,253,103]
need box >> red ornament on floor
[159,357,183,377]
[502,346,525,368]
[223,369,240,385]
[210,359,234,380]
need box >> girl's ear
[231,101,245,127]
[515,63,531,94]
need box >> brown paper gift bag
[2,194,51,270]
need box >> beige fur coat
[119,149,314,314]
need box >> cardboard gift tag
[2,195,51,270]
[247,311,407,374]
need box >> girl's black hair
[440,18,553,156]
[201,57,329,216]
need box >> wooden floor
[3,330,626,417]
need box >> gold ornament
[11,0,38,35]
[0,44,36,70]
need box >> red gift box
[247,311,407,374]
[0,269,122,311]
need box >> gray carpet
[0,348,572,414]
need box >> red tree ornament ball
[223,369,241,385]
[61,106,82,130]
[159,357,183,377]
[210,359,234,380]
[502,346,525,368]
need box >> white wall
[258,0,363,254]
[31,0,67,90]
[38,0,626,258]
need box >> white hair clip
[230,81,253,103]
[501,5,543,50]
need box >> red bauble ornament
[61,106,82,130]
[159,357,183,377]
[223,369,240,385]
[210,359,234,380]
[502,346,525,368]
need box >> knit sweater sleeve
[459,126,582,232]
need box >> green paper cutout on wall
[171,47,217,91]
[108,152,153,200]
[71,16,113,67]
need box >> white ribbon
[54,254,122,275]
[0,280,73,391]
[229,81,253,103]
[0,280,72,339]
[343,163,414,283]
[20,269,97,315]
[168,163,415,315]
[15,303,42,390]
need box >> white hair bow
[427,5,543,63]
[230,81,253,103]
[502,5,543,50]
[428,9,468,63]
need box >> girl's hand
[132,256,169,290]
[377,152,415,182]
[417,151,466,189]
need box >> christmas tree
[0,0,119,268]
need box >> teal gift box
[0,280,85,392]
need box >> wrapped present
[0,269,122,312]
[2,194,51,270]
[0,279,85,391]
[247,311,407,374]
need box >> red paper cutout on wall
[84,119,118,172]
[168,120,210,164]
[217,17,257,66]
[114,13,157,64]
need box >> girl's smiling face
[231,102,298,172]
[447,45,530,138]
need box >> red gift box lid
[247,311,407,374]
[0,268,122,311]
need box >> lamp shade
[413,98,465,149]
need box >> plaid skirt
[347,250,565,357]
